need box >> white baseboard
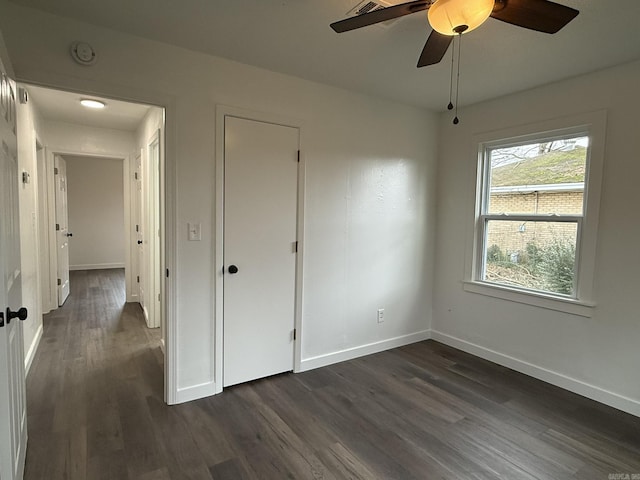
[24,324,43,375]
[126,293,139,303]
[16,430,26,480]
[70,263,125,271]
[299,330,431,372]
[174,381,217,404]
[431,330,640,418]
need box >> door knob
[137,240,143,244]
[66,232,73,237]
[227,265,239,274]
[6,307,28,324]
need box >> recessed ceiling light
[80,99,106,109]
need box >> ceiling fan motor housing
[427,0,495,35]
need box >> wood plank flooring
[24,269,640,479]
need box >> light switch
[188,222,201,241]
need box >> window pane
[483,220,578,296]
[487,136,588,215]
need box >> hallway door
[223,116,299,387]
[0,72,28,480]
[54,155,70,305]
[136,151,146,311]
[147,132,161,329]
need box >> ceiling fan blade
[417,30,453,67]
[331,0,431,33]
[490,0,579,34]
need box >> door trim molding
[214,105,306,394]
[12,78,178,405]
[176,381,217,404]
[24,324,43,375]
[144,129,162,330]
[48,149,132,301]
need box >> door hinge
[54,167,59,175]
[135,224,139,232]
[134,172,138,180]
[57,278,62,286]
[297,150,300,163]
[158,293,161,301]
[166,269,169,278]
[295,241,298,253]
[136,275,140,283]
[293,328,297,341]
[55,223,60,231]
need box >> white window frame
[464,111,607,317]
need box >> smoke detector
[70,41,97,66]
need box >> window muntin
[477,134,590,298]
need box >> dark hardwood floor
[25,269,640,479]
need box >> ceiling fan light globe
[428,0,494,36]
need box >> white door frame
[214,105,306,394]
[133,149,143,306]
[149,130,162,330]
[136,129,164,330]
[44,146,57,313]
[0,70,27,480]
[47,150,130,292]
[35,140,54,315]
[11,80,176,404]
[53,154,71,305]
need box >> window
[465,112,606,316]
[480,134,587,297]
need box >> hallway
[24,269,163,479]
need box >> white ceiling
[9,0,640,110]
[25,84,151,131]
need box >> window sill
[462,281,595,317]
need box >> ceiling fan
[330,0,579,67]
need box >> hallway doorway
[15,83,168,402]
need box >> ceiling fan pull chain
[453,32,462,125]
[447,35,455,111]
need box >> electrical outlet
[377,308,384,323]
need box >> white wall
[64,155,125,270]
[136,107,163,154]
[43,120,135,157]
[16,84,45,373]
[0,2,438,402]
[434,60,640,416]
